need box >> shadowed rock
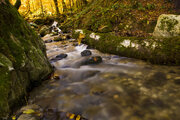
[81,50,92,56]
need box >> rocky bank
[0,0,52,118]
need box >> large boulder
[39,25,50,37]
[153,14,180,38]
[0,0,52,118]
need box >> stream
[22,32,180,120]
[18,32,180,120]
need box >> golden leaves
[66,112,82,120]
[78,33,85,45]
[22,109,36,114]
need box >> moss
[0,0,52,118]
[73,29,180,65]
[159,16,179,35]
[61,0,177,37]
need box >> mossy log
[73,29,180,65]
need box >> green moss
[0,0,52,117]
[73,29,180,65]
[160,16,178,35]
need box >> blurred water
[29,39,180,120]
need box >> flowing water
[27,35,180,120]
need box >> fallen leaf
[23,109,35,114]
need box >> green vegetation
[60,0,176,37]
[0,0,52,117]
[160,17,178,33]
[73,29,180,65]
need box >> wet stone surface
[15,33,180,120]
[81,50,92,57]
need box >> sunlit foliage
[10,0,88,18]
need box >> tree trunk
[14,0,21,10]
[62,0,67,13]
[53,0,60,17]
[39,0,44,16]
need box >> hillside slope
[61,0,177,37]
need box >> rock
[20,104,41,112]
[39,25,50,37]
[50,26,62,34]
[66,34,71,39]
[86,45,93,49]
[29,22,38,28]
[50,54,68,62]
[51,32,58,36]
[44,39,53,43]
[54,34,71,41]
[73,43,79,46]
[17,114,38,120]
[54,36,63,41]
[0,2,52,118]
[15,104,43,120]
[56,54,68,59]
[153,14,180,38]
[81,50,92,56]
[81,56,103,65]
[43,109,88,120]
[112,55,120,58]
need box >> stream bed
[18,34,180,120]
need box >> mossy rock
[39,25,50,37]
[153,14,180,37]
[0,0,52,118]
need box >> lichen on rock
[153,14,180,38]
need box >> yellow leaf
[79,33,85,39]
[12,116,16,120]
[94,57,97,62]
[69,114,75,119]
[78,33,85,45]
[76,115,81,120]
[78,38,82,45]
[36,113,41,116]
[113,94,119,99]
[23,109,35,114]
[147,20,149,25]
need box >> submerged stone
[50,54,68,62]
[81,56,103,65]
[81,50,92,56]
[39,25,50,37]
[44,39,53,43]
